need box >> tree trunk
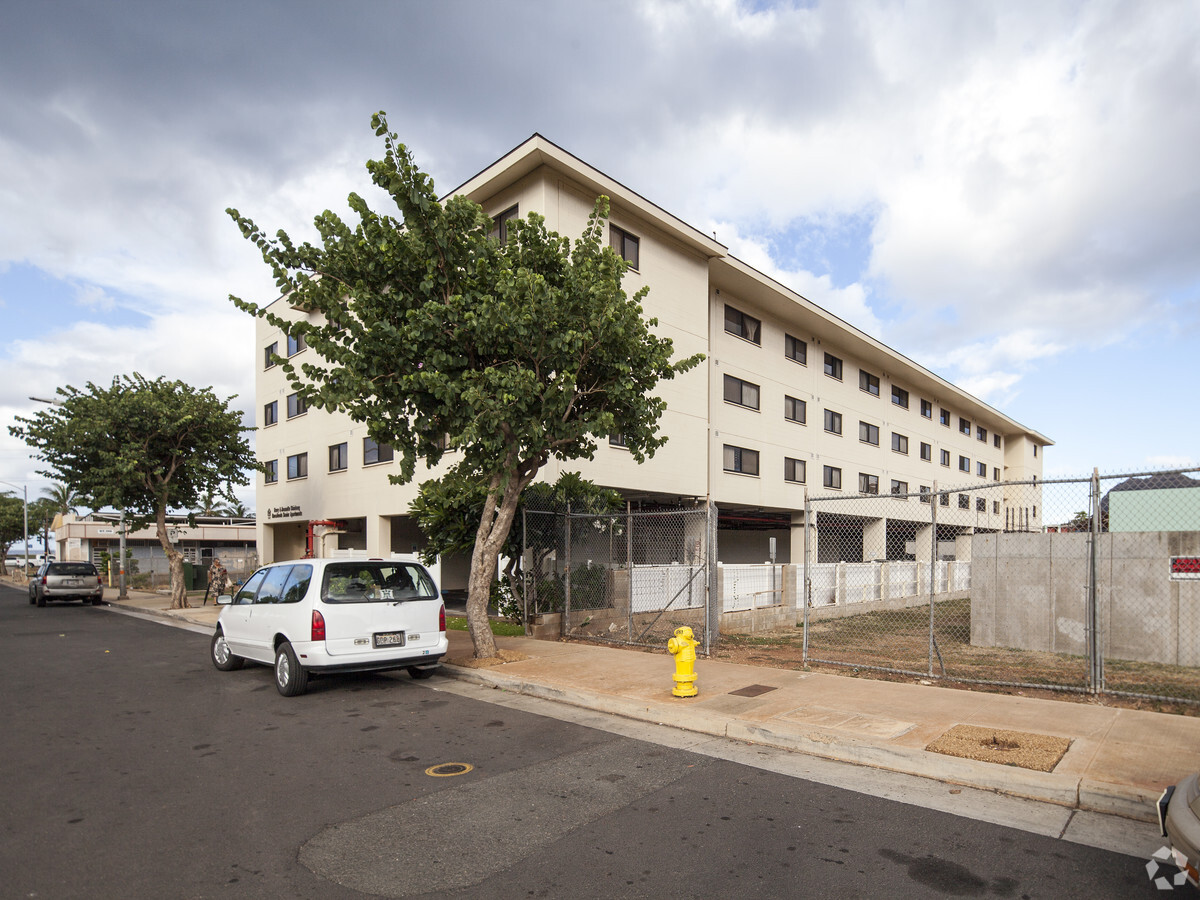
[465,471,532,658]
[156,503,188,609]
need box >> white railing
[631,564,705,612]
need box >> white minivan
[210,557,448,696]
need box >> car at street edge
[1160,771,1200,889]
[28,561,104,607]
[210,557,448,696]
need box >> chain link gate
[801,467,1200,706]
[521,502,718,655]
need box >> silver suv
[29,562,104,607]
[210,557,448,696]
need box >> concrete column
[366,514,393,559]
[258,522,275,567]
[863,518,887,562]
[915,523,935,562]
[790,510,817,565]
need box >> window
[287,332,306,356]
[940,449,950,467]
[976,497,986,512]
[859,473,879,494]
[490,204,519,242]
[329,442,348,472]
[723,444,759,476]
[940,408,951,426]
[977,461,986,477]
[264,459,278,484]
[363,437,394,465]
[264,342,278,369]
[608,434,628,449]
[994,434,1001,449]
[824,409,842,435]
[993,501,1000,514]
[723,374,760,410]
[939,492,950,507]
[891,479,908,498]
[993,466,1000,482]
[287,452,308,480]
[859,370,880,396]
[610,224,640,269]
[784,457,806,483]
[724,305,761,344]
[823,465,842,489]
[891,432,909,454]
[891,385,909,408]
[920,441,932,461]
[785,334,807,365]
[784,395,806,424]
[859,421,879,445]
[959,455,970,472]
[823,352,843,380]
[977,425,987,442]
[959,417,971,435]
[958,494,970,509]
[919,485,931,504]
[1034,445,1039,457]
[1033,504,1038,517]
[920,399,932,419]
[286,392,307,418]
[263,400,277,427]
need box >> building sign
[96,527,115,535]
[1170,557,1200,581]
[267,505,303,521]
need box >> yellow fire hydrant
[667,626,699,698]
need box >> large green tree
[0,492,27,575]
[9,374,257,608]
[228,112,701,657]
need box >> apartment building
[253,135,1050,588]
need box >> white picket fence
[723,560,970,612]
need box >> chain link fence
[801,467,1200,705]
[521,503,717,654]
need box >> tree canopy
[0,492,27,574]
[228,112,701,656]
[9,374,257,608]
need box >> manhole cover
[728,684,779,697]
[425,762,474,777]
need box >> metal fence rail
[522,503,717,655]
[801,466,1200,705]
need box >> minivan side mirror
[217,594,233,606]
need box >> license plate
[64,579,81,586]
[374,631,406,648]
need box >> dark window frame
[329,442,349,473]
[859,370,880,396]
[723,444,760,477]
[723,373,761,410]
[784,395,806,424]
[264,459,278,484]
[490,204,519,242]
[363,437,395,465]
[784,457,806,484]
[724,305,761,345]
[287,332,306,357]
[859,473,879,494]
[891,432,909,455]
[823,409,843,435]
[920,441,932,461]
[859,421,879,445]
[263,400,278,427]
[823,352,843,380]
[610,223,640,269]
[785,334,807,365]
[286,452,308,481]
[286,392,307,419]
[823,465,842,490]
[891,385,909,409]
[264,342,278,370]
[920,399,932,419]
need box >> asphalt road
[0,583,1167,899]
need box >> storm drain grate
[728,684,779,698]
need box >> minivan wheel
[211,630,244,671]
[274,641,308,696]
[407,666,437,680]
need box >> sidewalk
[103,586,1197,824]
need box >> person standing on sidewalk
[206,557,229,604]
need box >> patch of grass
[445,616,525,637]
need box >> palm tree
[42,482,80,517]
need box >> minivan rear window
[321,563,437,603]
[49,563,97,576]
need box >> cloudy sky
[2,0,1197,524]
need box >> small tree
[228,112,701,657]
[0,493,26,576]
[410,471,623,621]
[9,374,257,608]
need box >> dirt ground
[707,599,1200,718]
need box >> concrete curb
[438,662,1156,823]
